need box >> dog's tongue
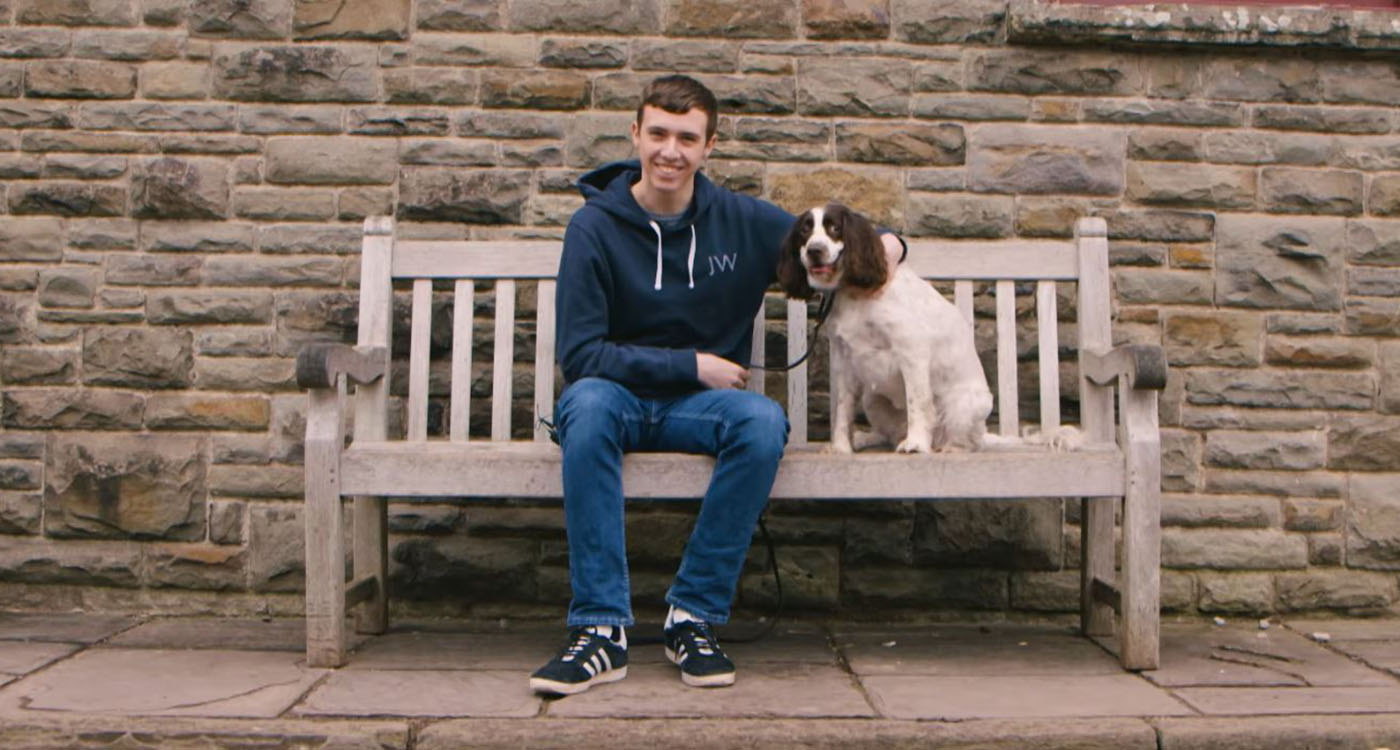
[811,264,833,274]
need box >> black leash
[747,292,835,372]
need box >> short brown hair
[636,75,718,141]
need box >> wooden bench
[297,215,1166,671]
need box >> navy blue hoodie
[555,160,796,398]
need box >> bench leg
[305,387,347,668]
[1119,388,1161,670]
[1080,497,1117,638]
[353,496,388,635]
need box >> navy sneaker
[664,619,736,687]
[529,626,628,695]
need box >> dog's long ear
[836,204,887,291]
[776,212,816,300]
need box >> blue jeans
[555,377,789,627]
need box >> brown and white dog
[777,203,993,453]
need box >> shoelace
[682,623,717,656]
[559,629,595,662]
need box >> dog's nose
[805,243,828,262]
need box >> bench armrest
[296,344,388,390]
[1081,345,1167,391]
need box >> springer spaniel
[777,203,994,454]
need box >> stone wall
[0,0,1397,620]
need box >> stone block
[1382,342,1400,414]
[232,188,336,221]
[1370,175,1400,217]
[1163,312,1262,367]
[2,389,144,430]
[895,0,1003,43]
[1161,494,1279,529]
[1084,99,1241,127]
[539,38,628,69]
[1283,498,1342,532]
[1,347,78,385]
[131,157,229,219]
[913,499,1062,571]
[1329,417,1400,472]
[417,0,500,30]
[237,105,343,134]
[391,535,537,601]
[294,0,409,40]
[665,0,793,37]
[416,33,534,66]
[194,357,298,391]
[631,39,735,72]
[1276,571,1396,611]
[259,224,361,255]
[145,394,270,431]
[400,138,495,166]
[1254,104,1391,135]
[843,567,1008,609]
[1187,370,1372,411]
[212,45,378,102]
[142,0,186,25]
[914,61,961,92]
[141,62,209,100]
[0,218,63,262]
[9,182,126,217]
[0,102,75,133]
[26,60,136,99]
[1260,167,1363,216]
[1205,131,1341,168]
[512,0,659,34]
[44,434,205,540]
[144,542,247,590]
[17,0,137,26]
[83,327,193,389]
[914,94,1029,122]
[0,493,43,535]
[1126,162,1254,209]
[146,291,272,325]
[0,28,70,59]
[77,103,235,132]
[907,193,1013,238]
[481,70,588,110]
[1162,529,1307,570]
[968,125,1123,196]
[1347,473,1400,570]
[804,0,889,39]
[265,136,397,185]
[459,111,565,139]
[843,517,914,566]
[398,168,529,224]
[1311,535,1343,566]
[1265,335,1372,369]
[1128,129,1203,161]
[1215,214,1346,310]
[742,545,839,609]
[1197,572,1274,614]
[208,463,302,499]
[768,166,902,227]
[0,461,42,491]
[203,256,343,287]
[0,539,142,587]
[209,499,246,544]
[37,268,97,309]
[188,0,289,38]
[43,155,128,179]
[1204,469,1342,499]
[563,113,633,167]
[384,68,476,105]
[1321,60,1400,106]
[338,187,394,221]
[1349,266,1400,297]
[105,254,202,286]
[247,503,304,591]
[969,48,1143,96]
[1114,269,1211,305]
[798,58,909,117]
[1345,298,1400,336]
[835,122,962,166]
[1204,430,1326,471]
[1202,58,1321,103]
[159,134,262,154]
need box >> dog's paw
[895,437,932,454]
[824,440,854,455]
[852,429,888,452]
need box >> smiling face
[629,104,716,215]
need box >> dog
[776,203,994,454]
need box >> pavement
[0,611,1399,749]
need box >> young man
[529,75,901,695]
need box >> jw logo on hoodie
[706,252,738,276]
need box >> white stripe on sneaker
[599,650,611,672]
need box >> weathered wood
[1090,576,1121,613]
[1037,281,1060,431]
[351,217,392,637]
[1082,344,1168,391]
[491,279,515,441]
[305,385,347,668]
[535,280,557,443]
[339,442,1126,499]
[995,280,1018,437]
[954,280,973,329]
[788,299,808,447]
[345,574,379,609]
[1076,217,1117,640]
[407,279,432,442]
[295,344,387,390]
[449,280,474,443]
[1120,384,1162,670]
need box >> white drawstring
[649,220,663,290]
[686,225,696,289]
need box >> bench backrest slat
[372,221,1107,442]
[450,280,474,442]
[491,279,516,441]
[407,279,433,442]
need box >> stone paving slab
[0,715,412,750]
[0,641,78,674]
[417,717,1160,749]
[839,629,1120,676]
[296,669,541,718]
[0,648,325,718]
[545,662,875,718]
[1174,686,1400,715]
[106,616,369,652]
[1283,618,1399,641]
[1104,622,1392,687]
[1331,641,1400,674]
[1155,713,1400,750]
[862,674,1194,720]
[0,613,138,644]
[346,630,554,670]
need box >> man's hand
[697,352,749,390]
